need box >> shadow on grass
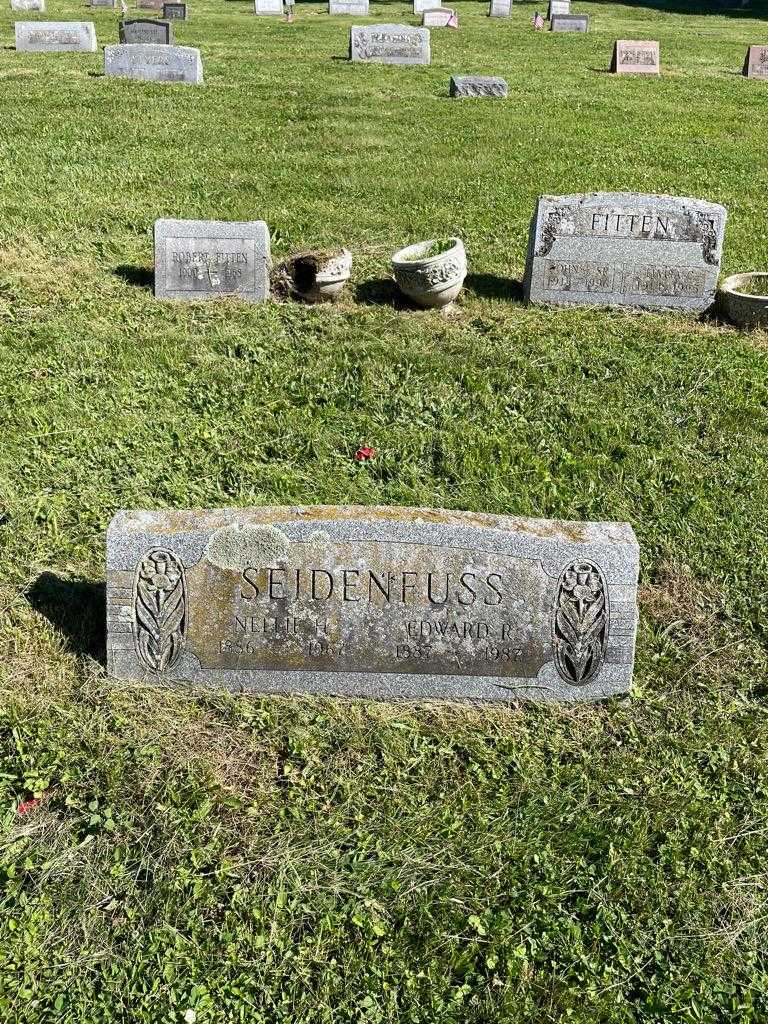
[464,273,524,303]
[355,277,414,309]
[27,572,107,665]
[114,265,154,290]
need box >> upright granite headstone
[350,24,430,64]
[743,44,768,80]
[137,0,165,10]
[329,0,369,14]
[423,7,455,26]
[254,0,282,14]
[15,20,97,51]
[413,0,439,13]
[154,219,271,301]
[105,43,201,83]
[91,0,115,7]
[106,505,639,702]
[611,39,660,74]
[163,2,186,17]
[547,0,569,16]
[119,18,173,44]
[524,192,727,313]
[488,0,510,16]
[10,0,45,11]
[550,13,587,31]
[450,74,507,97]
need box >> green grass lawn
[1,0,767,1019]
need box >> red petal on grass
[354,447,375,461]
[17,798,40,816]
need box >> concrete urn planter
[286,249,352,303]
[391,237,467,310]
[718,273,768,329]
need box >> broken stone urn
[391,237,467,310]
[284,249,352,303]
[718,273,768,330]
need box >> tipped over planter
[391,237,467,311]
[283,249,352,303]
[718,273,768,329]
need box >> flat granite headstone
[329,0,369,14]
[91,0,115,7]
[119,18,173,44]
[162,2,186,17]
[423,7,455,26]
[137,0,165,10]
[547,0,569,16]
[350,24,430,64]
[524,191,727,313]
[15,20,97,51]
[550,13,587,31]
[154,218,271,301]
[105,43,201,83]
[611,39,659,74]
[450,74,507,97]
[743,44,768,80]
[488,0,510,16]
[106,505,640,703]
[11,0,45,11]
[254,0,282,13]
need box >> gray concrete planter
[391,237,467,310]
[718,273,768,329]
[285,249,352,303]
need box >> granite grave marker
[91,0,116,8]
[329,0,369,14]
[254,0,282,14]
[105,43,201,83]
[350,24,430,64]
[611,39,659,74]
[154,218,271,301]
[550,13,588,31]
[423,7,455,26]
[11,0,45,12]
[413,0,439,13]
[107,505,640,702]
[163,2,186,18]
[119,18,173,44]
[524,191,727,313]
[547,0,569,16]
[450,74,507,97]
[743,44,768,80]
[137,0,165,10]
[488,0,510,16]
[15,20,97,51]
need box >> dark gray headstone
[105,43,201,82]
[15,20,97,50]
[162,2,186,18]
[524,191,727,313]
[349,24,430,64]
[154,218,271,301]
[106,505,640,703]
[449,75,507,97]
[119,18,173,44]
[550,13,588,31]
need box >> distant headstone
[611,39,660,74]
[15,20,97,51]
[137,0,165,10]
[162,1,186,17]
[524,191,727,313]
[105,43,201,82]
[106,505,640,702]
[547,0,569,15]
[550,13,587,30]
[349,24,430,64]
[154,219,271,302]
[10,0,45,11]
[422,6,455,26]
[450,74,507,97]
[488,0,510,15]
[91,0,115,7]
[254,0,282,13]
[329,0,368,13]
[119,18,173,43]
[413,0,438,12]
[743,44,768,79]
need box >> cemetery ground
[0,0,767,1019]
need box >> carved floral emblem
[134,548,186,672]
[552,560,608,685]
